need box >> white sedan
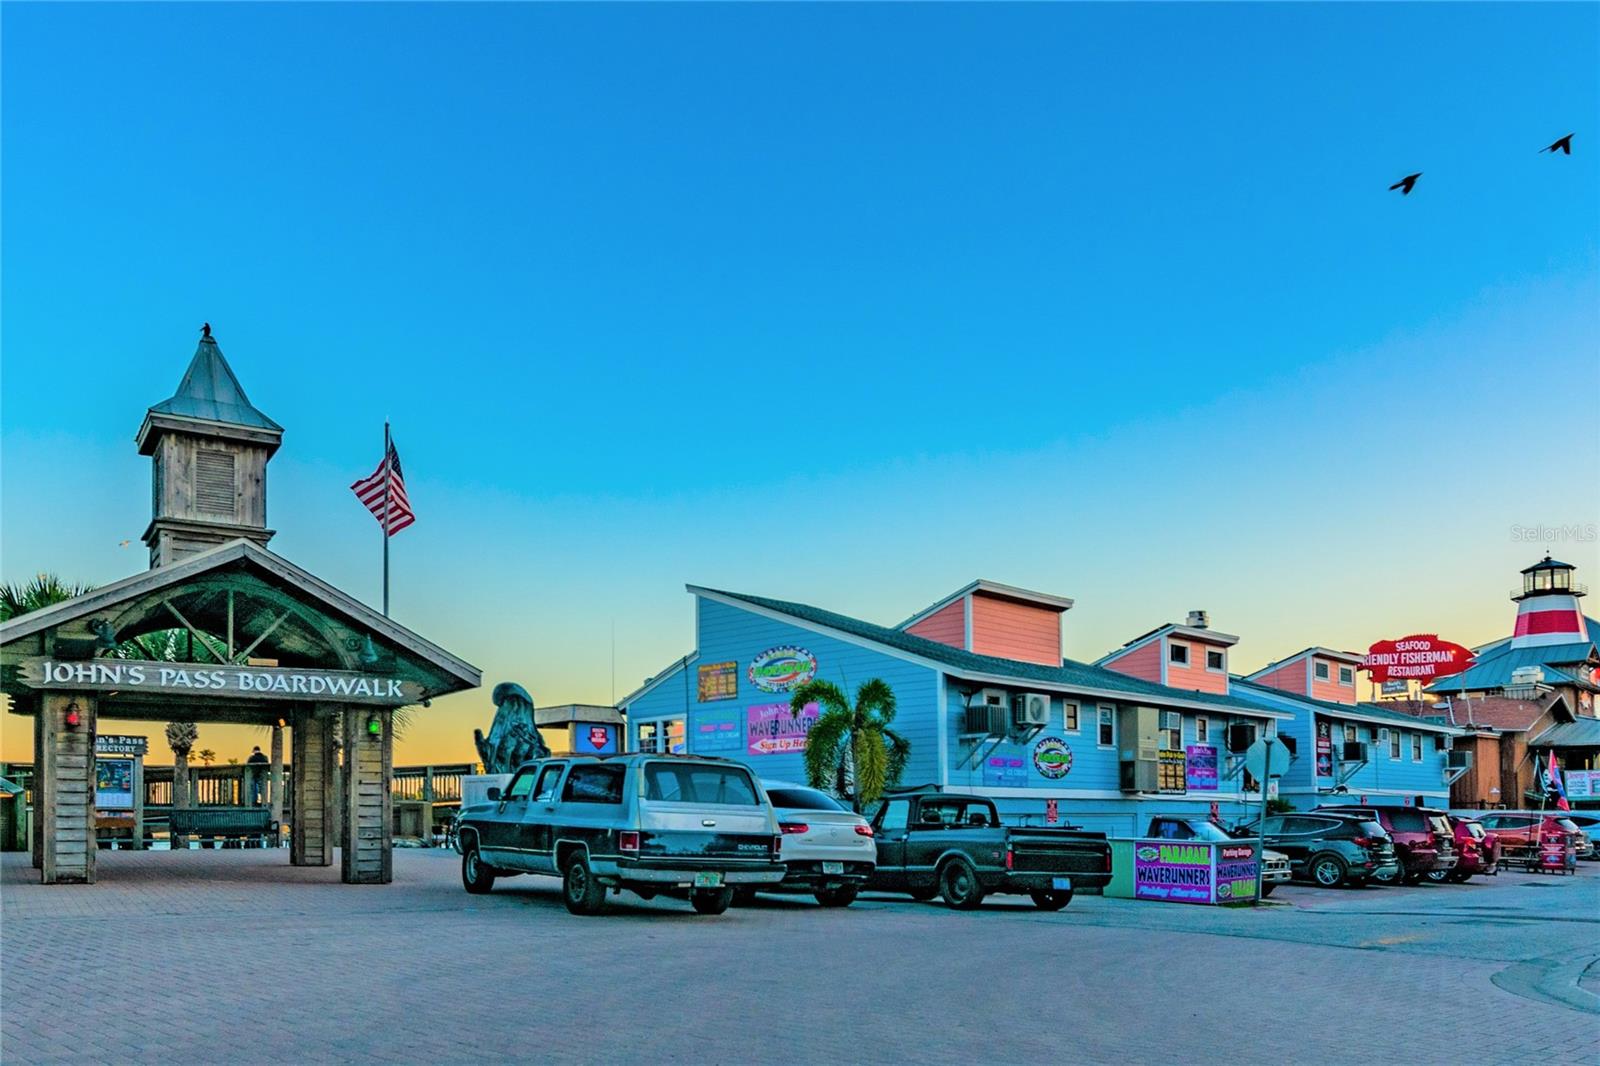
[740,782,876,907]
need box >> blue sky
[3,3,1597,761]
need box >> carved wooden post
[341,706,392,884]
[40,692,96,884]
[269,722,285,847]
[31,708,44,869]
[290,709,334,866]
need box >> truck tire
[1260,881,1276,898]
[814,885,859,908]
[1029,889,1072,911]
[562,853,608,916]
[939,858,986,910]
[690,887,734,915]
[462,844,497,895]
[731,887,758,907]
[907,885,938,902]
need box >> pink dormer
[1094,611,1239,695]
[898,580,1073,667]
[1246,647,1363,704]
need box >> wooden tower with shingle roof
[136,331,284,567]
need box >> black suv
[1233,812,1399,888]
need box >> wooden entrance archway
[0,539,480,884]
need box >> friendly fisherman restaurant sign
[13,658,422,705]
[1360,635,1475,683]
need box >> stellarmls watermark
[1510,524,1598,543]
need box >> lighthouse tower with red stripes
[1510,554,1588,649]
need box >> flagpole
[382,420,391,618]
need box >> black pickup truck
[864,788,1111,910]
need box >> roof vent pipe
[1186,610,1209,629]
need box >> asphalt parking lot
[3,850,1596,1064]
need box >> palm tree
[789,678,910,812]
[166,721,199,809]
[195,748,216,767]
[0,573,94,621]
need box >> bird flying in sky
[1541,133,1573,155]
[1389,172,1421,195]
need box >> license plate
[693,872,724,888]
[1051,877,1073,891]
[822,861,845,875]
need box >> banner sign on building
[1563,769,1599,800]
[575,724,618,755]
[1315,722,1334,778]
[1184,745,1218,791]
[95,758,135,809]
[695,711,743,753]
[96,734,149,757]
[746,701,819,755]
[15,657,421,705]
[1158,748,1187,794]
[747,646,817,694]
[697,661,739,702]
[983,756,1027,787]
[1360,635,1475,683]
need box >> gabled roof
[1383,694,1567,733]
[0,539,479,697]
[1228,677,1461,734]
[1244,646,1365,679]
[1529,718,1600,748]
[1093,622,1240,665]
[897,579,1073,630]
[693,586,1286,719]
[1424,619,1600,694]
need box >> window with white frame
[1159,711,1182,750]
[1063,701,1080,733]
[1338,665,1354,685]
[1206,649,1225,672]
[1389,729,1401,759]
[1097,705,1116,747]
[637,718,686,754]
[1314,661,1331,681]
[1195,716,1209,744]
[1169,642,1189,666]
[1411,733,1423,761]
[1343,723,1357,743]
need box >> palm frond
[882,726,911,790]
[0,574,95,621]
[801,709,851,793]
[791,679,849,720]
[854,678,897,723]
[853,727,889,808]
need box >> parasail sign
[1361,634,1475,683]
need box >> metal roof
[1528,718,1600,748]
[1521,555,1576,574]
[1424,628,1600,694]
[146,337,282,432]
[690,586,1287,719]
[1228,677,1461,734]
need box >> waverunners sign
[13,657,421,705]
[1360,636,1475,683]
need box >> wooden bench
[168,808,279,849]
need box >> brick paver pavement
[2,850,1596,1064]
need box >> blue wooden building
[621,582,1298,836]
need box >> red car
[1320,805,1456,884]
[1467,812,1585,869]
[1425,817,1498,883]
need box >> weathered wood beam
[234,609,291,664]
[161,599,224,664]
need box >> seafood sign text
[21,658,411,702]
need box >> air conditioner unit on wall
[1013,692,1051,729]
[1225,722,1255,753]
[964,703,1009,737]
[1446,750,1473,771]
[1120,759,1159,792]
[1342,740,1370,763]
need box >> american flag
[350,440,415,535]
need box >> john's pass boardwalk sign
[11,657,422,705]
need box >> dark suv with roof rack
[456,754,785,916]
[1233,811,1399,887]
[1318,805,1456,884]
